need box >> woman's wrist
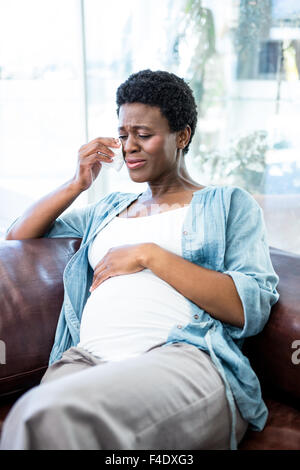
[67,177,86,196]
[137,243,158,268]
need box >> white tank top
[78,205,195,361]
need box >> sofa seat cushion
[239,398,300,450]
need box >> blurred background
[1,0,300,253]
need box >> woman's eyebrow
[118,125,153,132]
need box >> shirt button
[183,231,188,236]
[177,325,182,329]
[194,314,199,320]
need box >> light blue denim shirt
[41,185,279,449]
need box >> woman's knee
[1,379,131,449]
[1,382,73,443]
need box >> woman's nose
[123,134,139,154]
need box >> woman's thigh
[0,342,248,450]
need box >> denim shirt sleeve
[43,204,92,239]
[5,192,118,240]
[223,187,280,340]
[42,192,121,239]
[4,203,93,240]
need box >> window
[2,0,300,254]
[83,0,300,253]
[0,0,87,237]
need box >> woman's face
[118,103,184,184]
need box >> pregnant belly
[79,269,191,346]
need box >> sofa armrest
[0,238,81,398]
[243,247,300,407]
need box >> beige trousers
[0,342,248,450]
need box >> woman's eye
[118,134,152,140]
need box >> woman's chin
[129,172,148,183]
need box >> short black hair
[116,69,197,155]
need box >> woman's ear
[177,126,191,150]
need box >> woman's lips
[126,160,146,169]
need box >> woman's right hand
[72,137,122,191]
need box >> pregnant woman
[1,70,279,450]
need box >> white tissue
[100,141,124,172]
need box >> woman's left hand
[89,243,151,292]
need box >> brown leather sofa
[0,238,299,449]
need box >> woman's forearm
[140,243,244,328]
[5,178,83,240]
